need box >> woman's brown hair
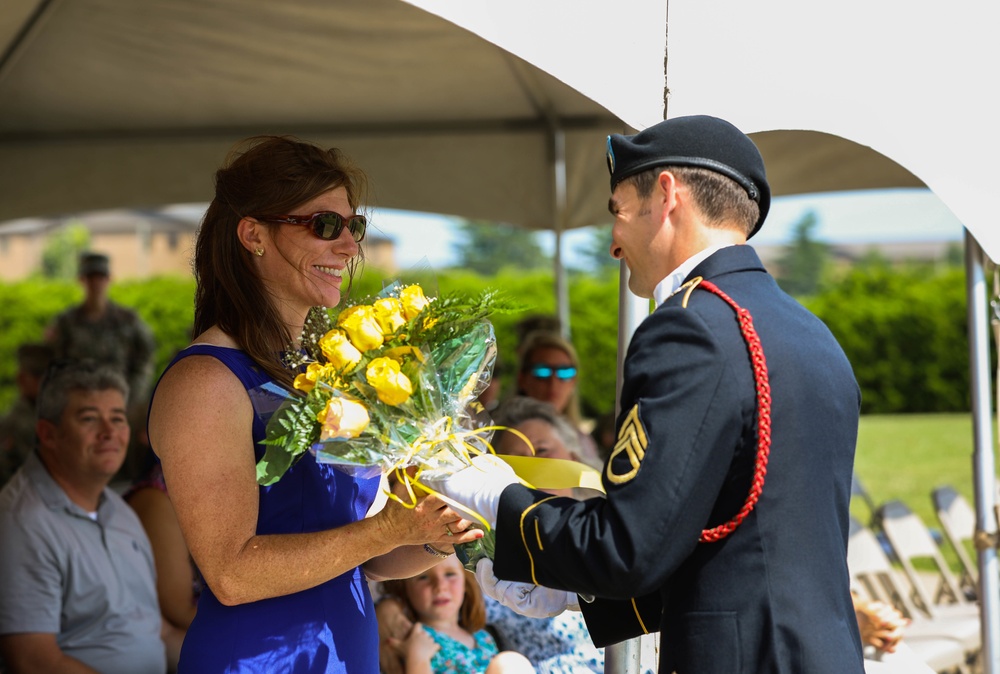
[380,568,487,633]
[193,135,370,387]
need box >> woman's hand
[374,482,483,551]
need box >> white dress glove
[423,453,520,526]
[475,558,580,618]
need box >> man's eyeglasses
[528,365,577,381]
[257,211,367,243]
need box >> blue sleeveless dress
[154,345,382,673]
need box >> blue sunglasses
[528,364,577,381]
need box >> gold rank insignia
[606,404,648,484]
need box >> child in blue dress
[379,556,534,674]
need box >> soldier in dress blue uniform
[431,115,866,673]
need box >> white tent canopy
[411,0,998,260]
[0,0,954,238]
[0,0,630,230]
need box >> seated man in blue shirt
[0,360,175,674]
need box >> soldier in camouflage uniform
[0,343,54,487]
[46,252,156,409]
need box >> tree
[40,222,91,279]
[775,210,830,296]
[452,220,548,275]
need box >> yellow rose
[294,362,333,393]
[337,305,384,352]
[400,285,431,320]
[373,297,407,335]
[366,357,414,406]
[318,329,362,371]
[317,397,370,440]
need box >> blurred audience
[0,360,176,673]
[512,315,562,346]
[377,555,534,674]
[478,396,620,673]
[514,330,600,468]
[588,411,617,464]
[0,342,54,487]
[476,353,504,415]
[492,396,592,499]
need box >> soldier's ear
[657,170,683,224]
[237,217,265,255]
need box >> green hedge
[804,265,971,414]
[0,277,196,410]
[0,263,976,418]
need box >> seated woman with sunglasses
[514,330,602,468]
[147,135,482,673]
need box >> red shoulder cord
[694,279,773,543]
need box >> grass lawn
[852,413,992,525]
[852,412,997,572]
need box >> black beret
[606,115,770,237]
[78,252,110,276]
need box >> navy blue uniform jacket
[493,245,865,673]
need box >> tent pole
[552,128,570,338]
[605,262,652,674]
[964,229,1000,674]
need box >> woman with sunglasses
[515,330,601,468]
[147,136,481,673]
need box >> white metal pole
[605,261,652,674]
[964,230,1000,674]
[553,129,570,339]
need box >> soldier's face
[608,180,674,299]
[38,388,130,486]
[81,273,110,300]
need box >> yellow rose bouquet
[251,282,520,566]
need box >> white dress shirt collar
[652,244,736,308]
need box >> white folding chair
[932,485,979,599]
[848,517,977,673]
[877,500,976,613]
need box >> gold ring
[445,525,454,536]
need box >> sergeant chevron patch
[606,404,648,484]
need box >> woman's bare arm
[149,355,479,605]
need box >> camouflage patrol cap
[78,252,110,276]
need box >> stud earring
[254,248,264,257]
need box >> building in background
[0,208,397,281]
